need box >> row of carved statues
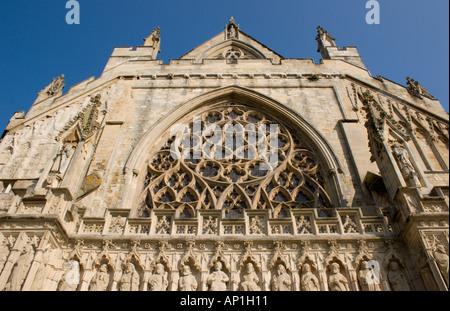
[1,235,448,291]
[53,259,414,292]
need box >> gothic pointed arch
[123,86,344,218]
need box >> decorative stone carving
[58,260,81,291]
[108,216,126,235]
[406,77,435,100]
[271,264,292,291]
[249,216,265,234]
[58,94,103,142]
[300,263,320,291]
[240,262,261,291]
[89,264,111,291]
[226,17,239,40]
[391,142,421,187]
[148,263,168,291]
[327,262,349,291]
[44,75,65,97]
[387,261,410,291]
[207,261,229,291]
[49,140,76,185]
[137,105,331,233]
[358,260,381,291]
[178,265,198,291]
[119,262,140,291]
[31,249,52,291]
[143,27,161,60]
[5,244,35,291]
[433,245,449,286]
[0,240,9,273]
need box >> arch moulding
[120,85,344,210]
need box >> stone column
[316,259,328,291]
[200,270,208,291]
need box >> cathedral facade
[0,19,448,291]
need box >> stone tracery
[137,104,332,229]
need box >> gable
[179,18,284,64]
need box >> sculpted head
[389,261,399,271]
[182,265,192,276]
[214,261,223,271]
[302,263,311,274]
[100,264,108,273]
[277,264,286,275]
[360,261,369,270]
[126,263,135,274]
[155,263,165,274]
[330,262,341,274]
[246,263,255,273]
[435,245,447,254]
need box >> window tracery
[137,104,332,234]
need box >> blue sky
[0,0,448,133]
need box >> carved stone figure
[358,260,381,291]
[328,262,349,291]
[119,263,140,291]
[226,17,239,39]
[89,264,110,291]
[300,263,320,291]
[178,265,198,291]
[31,251,51,291]
[207,261,229,291]
[240,262,260,291]
[387,261,410,291]
[51,141,76,176]
[392,142,421,187]
[271,264,292,291]
[58,260,80,291]
[143,27,161,60]
[148,263,168,291]
[5,244,35,291]
[46,75,65,96]
[433,245,449,286]
[0,242,9,273]
[406,76,435,99]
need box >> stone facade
[0,19,448,291]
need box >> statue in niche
[207,261,229,291]
[391,142,421,187]
[148,263,168,291]
[433,245,449,286]
[300,263,320,291]
[328,262,349,291]
[178,265,198,291]
[271,264,292,291]
[226,17,238,39]
[387,261,410,291]
[358,260,381,291]
[31,251,52,291]
[119,262,140,291]
[89,264,110,291]
[49,141,76,178]
[240,262,261,291]
[0,242,9,273]
[5,244,35,291]
[58,260,81,291]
